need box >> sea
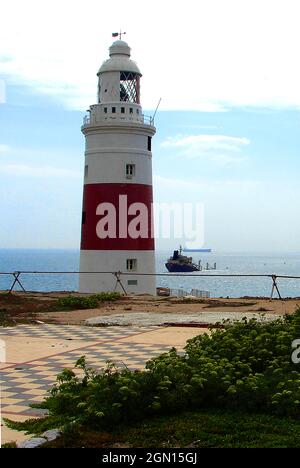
[1,249,300,298]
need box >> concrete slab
[86,311,278,327]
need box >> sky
[0,0,299,252]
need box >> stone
[185,440,202,448]
[17,437,47,449]
[41,429,62,442]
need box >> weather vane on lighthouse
[112,30,126,40]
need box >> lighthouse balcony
[82,104,154,128]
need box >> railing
[82,113,154,126]
[143,114,154,126]
[83,114,91,125]
[1,271,300,299]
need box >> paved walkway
[0,324,206,445]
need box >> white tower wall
[79,39,156,295]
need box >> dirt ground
[0,291,299,326]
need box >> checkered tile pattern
[0,324,157,340]
[0,325,171,417]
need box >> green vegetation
[5,309,300,447]
[121,410,300,448]
[4,411,300,448]
[1,442,17,449]
[56,292,121,310]
[0,291,122,326]
[2,410,294,448]
[0,308,15,327]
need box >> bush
[94,292,121,302]
[6,309,300,435]
[57,292,121,310]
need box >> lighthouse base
[79,250,156,295]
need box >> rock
[110,442,131,448]
[17,437,47,449]
[41,429,62,442]
[185,440,201,448]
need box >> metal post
[113,271,127,295]
[270,275,281,300]
[9,272,26,293]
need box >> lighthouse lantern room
[79,38,156,295]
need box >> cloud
[154,174,261,193]
[153,175,262,204]
[0,144,11,154]
[0,164,81,178]
[162,135,250,152]
[161,134,250,165]
[0,0,300,111]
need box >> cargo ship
[165,246,201,272]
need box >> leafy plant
[56,292,121,310]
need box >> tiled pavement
[0,324,156,340]
[0,325,175,417]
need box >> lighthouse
[79,38,156,295]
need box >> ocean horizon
[1,248,300,298]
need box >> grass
[0,293,57,326]
[0,308,17,327]
[0,292,122,326]
[35,410,300,448]
[56,293,121,310]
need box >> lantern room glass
[120,72,140,104]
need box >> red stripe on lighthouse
[81,183,155,251]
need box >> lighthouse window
[128,280,138,286]
[127,259,137,271]
[97,83,101,103]
[121,107,125,114]
[126,164,136,178]
[148,137,152,151]
[112,107,116,113]
[82,212,86,225]
[120,72,140,103]
[84,165,88,179]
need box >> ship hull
[165,263,200,273]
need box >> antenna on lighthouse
[152,98,162,121]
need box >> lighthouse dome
[109,40,131,57]
[98,40,141,76]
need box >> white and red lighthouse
[79,38,156,294]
